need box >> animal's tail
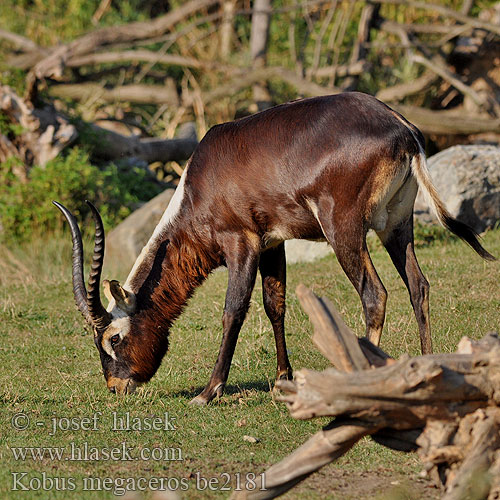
[411,152,495,261]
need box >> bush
[0,148,162,242]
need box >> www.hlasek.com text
[11,441,183,462]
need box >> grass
[0,228,499,499]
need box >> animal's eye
[110,334,120,346]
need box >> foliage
[0,0,150,46]
[413,222,459,247]
[0,63,26,95]
[0,112,24,138]
[0,148,162,243]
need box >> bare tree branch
[25,0,220,100]
[375,71,439,102]
[394,105,500,135]
[49,82,180,106]
[411,53,488,110]
[374,0,500,37]
[343,1,380,91]
[0,28,42,52]
[66,50,225,71]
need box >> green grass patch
[1,228,499,499]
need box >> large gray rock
[285,240,332,264]
[105,188,175,271]
[414,145,500,233]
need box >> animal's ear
[103,279,136,314]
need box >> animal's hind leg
[317,209,388,346]
[378,216,432,354]
[259,243,293,382]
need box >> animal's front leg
[190,234,260,405]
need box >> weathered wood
[376,71,439,102]
[393,105,500,135]
[87,121,198,163]
[295,284,369,372]
[277,354,495,424]
[0,85,198,168]
[25,0,220,100]
[235,285,500,499]
[419,408,500,500]
[50,82,180,107]
[0,85,77,171]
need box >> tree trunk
[220,0,237,61]
[250,0,273,111]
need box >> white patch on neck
[124,163,190,290]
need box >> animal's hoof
[189,395,209,406]
[276,368,293,382]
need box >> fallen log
[49,82,180,107]
[88,121,197,163]
[232,285,500,499]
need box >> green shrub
[0,147,162,242]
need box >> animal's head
[54,201,167,394]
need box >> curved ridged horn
[85,200,111,331]
[52,201,92,325]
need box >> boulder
[414,145,500,233]
[285,240,332,264]
[105,188,175,271]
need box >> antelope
[55,92,495,404]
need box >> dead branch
[88,121,197,163]
[195,66,338,107]
[375,15,495,115]
[0,85,77,172]
[295,284,370,372]
[25,0,220,100]
[0,85,197,170]
[410,53,489,111]
[49,82,180,107]
[343,1,380,91]
[375,71,439,102]
[393,106,500,135]
[307,60,369,80]
[65,50,225,71]
[232,285,500,499]
[373,0,500,37]
[220,0,237,60]
[0,28,42,53]
[309,3,337,80]
[233,421,375,500]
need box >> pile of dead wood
[0,85,197,181]
[232,285,500,500]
